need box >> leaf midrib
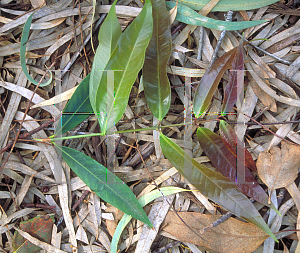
[58,146,131,205]
[162,135,259,219]
[104,10,149,130]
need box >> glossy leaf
[165,2,268,31]
[219,120,257,173]
[197,127,269,205]
[13,214,54,252]
[58,145,152,228]
[56,74,93,135]
[193,46,237,117]
[143,0,172,120]
[175,0,280,12]
[221,39,244,114]
[89,1,122,130]
[159,133,277,241]
[21,13,53,87]
[94,0,153,134]
[111,187,189,253]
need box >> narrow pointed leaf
[143,0,172,120]
[111,187,189,253]
[193,46,237,117]
[219,120,257,173]
[21,13,52,86]
[159,133,277,242]
[197,127,269,205]
[221,39,244,114]
[56,74,93,135]
[89,1,122,129]
[95,0,153,134]
[175,0,279,12]
[165,2,268,31]
[58,145,152,228]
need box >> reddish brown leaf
[219,120,257,173]
[221,39,244,114]
[197,127,269,206]
[12,214,54,253]
[163,212,268,253]
[193,47,237,117]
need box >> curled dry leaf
[169,0,178,24]
[257,141,300,191]
[162,212,269,253]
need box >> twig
[0,117,56,155]
[227,120,300,125]
[72,190,90,211]
[78,1,91,71]
[200,211,233,234]
[234,31,292,65]
[208,10,233,68]
[196,26,204,60]
[0,61,56,176]
[234,107,297,145]
[153,241,181,253]
[61,13,106,78]
[21,203,56,213]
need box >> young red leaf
[221,39,244,114]
[193,47,237,117]
[160,133,277,242]
[197,127,268,206]
[219,120,257,173]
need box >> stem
[34,123,191,142]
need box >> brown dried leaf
[248,72,277,113]
[105,203,124,237]
[257,142,300,191]
[162,212,268,253]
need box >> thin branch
[0,60,56,177]
[0,117,56,155]
[208,10,233,68]
[234,31,292,65]
[200,211,233,234]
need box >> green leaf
[20,13,52,87]
[159,133,277,242]
[13,214,54,252]
[143,0,172,120]
[193,46,237,117]
[89,1,122,128]
[175,0,279,12]
[111,187,190,253]
[94,0,153,134]
[58,145,152,228]
[165,2,268,31]
[55,73,93,135]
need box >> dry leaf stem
[234,31,292,65]
[208,10,233,68]
[0,61,56,177]
[0,117,56,155]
